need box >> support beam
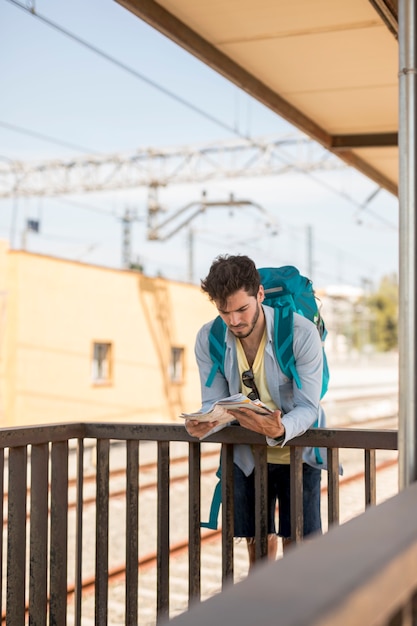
[398,0,417,487]
[332,133,398,150]
[0,135,344,199]
[116,0,398,196]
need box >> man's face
[215,287,264,339]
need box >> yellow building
[0,240,215,427]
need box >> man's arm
[194,322,231,411]
[185,322,231,439]
[227,407,284,439]
[278,315,323,442]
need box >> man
[185,254,325,568]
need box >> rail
[1,422,398,625]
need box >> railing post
[221,443,234,584]
[6,446,27,625]
[74,438,84,626]
[188,441,201,603]
[290,446,303,543]
[327,447,340,526]
[157,440,170,621]
[29,443,49,625]
[95,439,110,626]
[364,449,376,508]
[253,444,268,561]
[50,440,69,626]
[126,439,139,626]
[0,449,4,621]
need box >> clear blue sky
[0,0,399,289]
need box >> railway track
[100,453,399,577]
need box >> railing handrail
[0,422,398,450]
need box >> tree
[365,274,398,351]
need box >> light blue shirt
[195,305,327,475]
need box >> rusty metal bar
[157,440,170,622]
[126,439,139,626]
[95,439,110,625]
[364,449,377,508]
[83,424,398,450]
[253,444,268,562]
[0,448,4,621]
[0,423,397,450]
[29,443,49,624]
[74,439,84,626]
[327,447,340,526]
[49,440,69,626]
[6,446,27,625]
[290,446,304,543]
[188,441,201,603]
[0,423,86,448]
[221,443,234,584]
[74,438,84,626]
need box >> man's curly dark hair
[201,255,260,309]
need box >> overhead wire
[5,0,244,140]
[0,120,95,154]
[3,0,398,271]
[5,0,397,231]
[53,197,119,217]
[198,219,381,285]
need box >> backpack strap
[203,319,227,527]
[206,316,227,387]
[273,306,302,389]
[312,416,323,464]
[200,464,222,529]
[274,306,323,462]
[321,350,330,398]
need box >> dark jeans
[233,462,322,539]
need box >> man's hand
[227,407,284,439]
[185,419,219,439]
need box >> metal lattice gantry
[0,133,345,199]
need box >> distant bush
[365,274,398,352]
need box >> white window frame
[170,346,184,383]
[92,341,113,385]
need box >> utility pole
[307,224,313,280]
[121,207,133,269]
[188,227,194,283]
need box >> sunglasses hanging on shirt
[241,368,260,401]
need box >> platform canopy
[116,0,399,196]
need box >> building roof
[117,0,399,196]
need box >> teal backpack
[206,265,329,398]
[201,265,329,530]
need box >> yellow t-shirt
[236,332,290,464]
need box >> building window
[170,346,184,383]
[92,342,112,385]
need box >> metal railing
[0,422,398,625]
[166,478,417,626]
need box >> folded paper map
[180,393,273,425]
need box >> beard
[229,302,261,339]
